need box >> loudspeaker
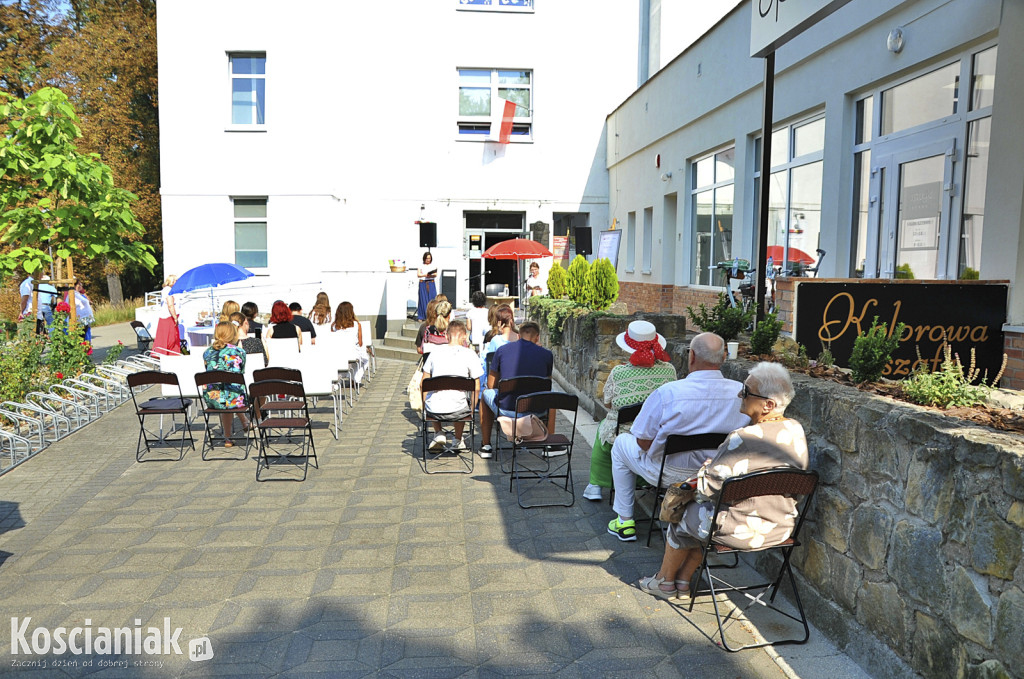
[575,226,593,256]
[419,222,437,248]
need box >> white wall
[157,0,637,310]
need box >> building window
[457,0,533,11]
[230,53,265,126]
[642,207,653,273]
[234,198,267,268]
[458,68,532,139]
[852,44,996,280]
[626,211,636,272]
[754,116,824,275]
[692,147,735,285]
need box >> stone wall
[617,281,720,316]
[533,306,1024,679]
[718,361,1024,679]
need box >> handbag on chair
[497,414,548,443]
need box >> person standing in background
[416,252,437,320]
[153,274,182,355]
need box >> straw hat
[615,320,666,353]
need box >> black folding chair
[645,432,729,547]
[250,379,318,482]
[508,391,579,509]
[420,376,476,474]
[130,320,154,352]
[126,370,194,462]
[194,370,253,460]
[491,376,552,472]
[683,468,819,651]
[609,400,646,506]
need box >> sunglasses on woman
[741,383,770,400]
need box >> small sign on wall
[795,282,1007,379]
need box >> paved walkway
[0,322,870,678]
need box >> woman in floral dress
[583,320,677,502]
[202,321,249,446]
[638,362,809,600]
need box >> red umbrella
[765,245,816,265]
[481,238,553,260]
[482,238,553,310]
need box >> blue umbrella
[170,262,254,295]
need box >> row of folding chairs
[418,375,580,509]
[127,367,318,482]
[0,351,160,474]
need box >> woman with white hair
[638,361,809,600]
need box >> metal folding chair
[130,320,154,352]
[644,432,729,547]
[507,391,579,509]
[250,379,318,482]
[683,468,819,651]
[194,370,253,460]
[420,376,476,474]
[491,376,552,472]
[126,370,195,462]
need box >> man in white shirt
[607,332,750,542]
[422,319,484,451]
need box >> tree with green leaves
[566,255,590,305]
[0,87,156,279]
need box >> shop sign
[795,282,1007,379]
[751,0,854,58]
[552,235,569,263]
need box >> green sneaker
[608,517,637,542]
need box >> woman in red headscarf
[582,320,677,502]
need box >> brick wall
[618,281,719,315]
[1003,330,1024,390]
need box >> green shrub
[585,258,619,310]
[778,343,810,370]
[901,345,1002,408]
[817,343,835,368]
[46,307,93,378]
[686,293,753,343]
[895,263,915,279]
[530,297,580,345]
[0,325,47,402]
[848,316,906,383]
[547,264,568,299]
[566,255,590,305]
[749,312,782,355]
[959,267,980,281]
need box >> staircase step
[402,322,422,339]
[374,345,421,362]
[385,332,418,351]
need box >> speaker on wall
[419,222,437,248]
[575,226,593,256]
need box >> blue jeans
[482,388,546,419]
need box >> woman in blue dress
[416,251,437,320]
[202,321,249,446]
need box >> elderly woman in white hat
[583,320,677,501]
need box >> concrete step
[374,344,421,362]
[402,322,421,339]
[385,332,418,351]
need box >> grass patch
[92,297,143,327]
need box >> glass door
[870,138,958,279]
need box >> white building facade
[609,0,1024,387]
[157,0,640,318]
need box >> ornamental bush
[749,311,782,356]
[848,316,906,383]
[686,293,752,343]
[46,306,93,379]
[566,255,590,305]
[547,263,568,299]
[585,258,619,310]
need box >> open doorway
[466,211,526,298]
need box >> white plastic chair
[266,337,302,368]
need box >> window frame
[456,67,533,142]
[851,42,996,280]
[233,197,268,271]
[691,144,737,287]
[456,0,534,13]
[227,52,267,132]
[752,113,826,276]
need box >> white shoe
[430,434,447,450]
[456,438,468,451]
[583,484,603,501]
[478,444,493,459]
[542,446,568,458]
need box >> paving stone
[0,357,863,677]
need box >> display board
[598,230,622,269]
[794,282,1007,379]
